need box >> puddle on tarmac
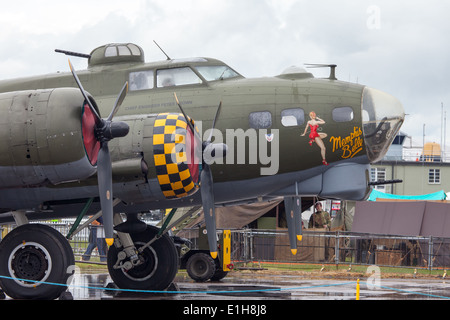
[64,272,450,300]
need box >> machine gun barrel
[55,49,91,59]
[368,179,403,186]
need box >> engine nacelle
[0,88,98,187]
[110,112,201,200]
[152,112,200,199]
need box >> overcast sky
[0,0,449,149]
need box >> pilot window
[157,67,202,88]
[129,70,154,91]
[332,106,354,122]
[281,108,305,127]
[249,111,272,129]
[195,66,239,81]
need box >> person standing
[308,202,331,230]
[82,217,107,262]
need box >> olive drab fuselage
[0,43,404,215]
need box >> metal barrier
[2,222,450,271]
[223,229,450,271]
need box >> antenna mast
[153,40,171,60]
[305,64,337,80]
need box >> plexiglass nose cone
[362,87,405,162]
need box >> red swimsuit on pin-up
[309,124,320,145]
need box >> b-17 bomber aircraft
[0,43,404,299]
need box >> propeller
[284,196,303,255]
[69,60,130,246]
[174,93,227,259]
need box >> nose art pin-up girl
[301,111,328,165]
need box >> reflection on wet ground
[66,271,450,300]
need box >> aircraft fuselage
[0,44,404,217]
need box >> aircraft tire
[107,225,178,291]
[210,258,229,281]
[0,224,75,300]
[186,252,216,282]
[211,269,229,281]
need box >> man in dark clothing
[308,202,331,229]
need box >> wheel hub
[8,242,52,287]
[193,261,207,274]
[122,242,158,282]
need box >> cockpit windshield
[195,65,240,81]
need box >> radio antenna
[153,40,171,60]
[305,64,337,80]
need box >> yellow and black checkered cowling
[153,113,200,199]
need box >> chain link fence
[222,229,450,271]
[2,222,450,271]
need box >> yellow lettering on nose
[330,127,364,159]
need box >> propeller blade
[292,196,303,240]
[97,143,114,246]
[173,93,220,258]
[68,60,131,248]
[207,101,222,143]
[68,59,102,122]
[174,93,200,140]
[200,165,218,258]
[284,196,303,255]
[203,101,227,164]
[202,143,228,165]
[107,82,129,121]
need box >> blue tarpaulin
[368,189,447,201]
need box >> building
[371,132,450,196]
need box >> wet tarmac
[64,271,450,300]
[2,268,450,301]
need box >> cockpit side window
[129,70,154,91]
[157,67,202,88]
[195,66,239,81]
